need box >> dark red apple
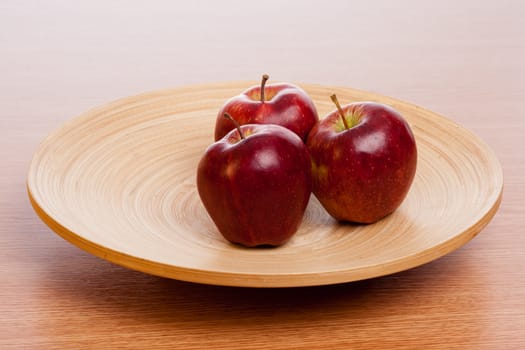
[214,74,319,142]
[306,95,417,223]
[198,114,312,247]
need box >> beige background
[2,1,524,348]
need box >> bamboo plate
[27,82,503,287]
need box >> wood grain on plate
[27,82,503,287]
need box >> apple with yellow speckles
[306,95,417,223]
[214,74,319,142]
[197,114,312,247]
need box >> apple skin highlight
[198,123,312,247]
[214,75,319,142]
[307,100,417,224]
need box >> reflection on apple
[307,94,417,223]
[198,114,312,247]
[214,74,319,142]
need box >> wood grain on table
[1,1,524,349]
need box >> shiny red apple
[198,114,312,247]
[214,74,319,142]
[306,95,417,223]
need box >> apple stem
[260,74,269,102]
[330,94,350,129]
[223,113,245,140]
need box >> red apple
[197,114,312,247]
[306,95,417,223]
[214,74,319,142]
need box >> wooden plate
[27,82,503,287]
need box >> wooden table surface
[1,1,524,348]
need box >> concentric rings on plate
[27,82,503,287]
